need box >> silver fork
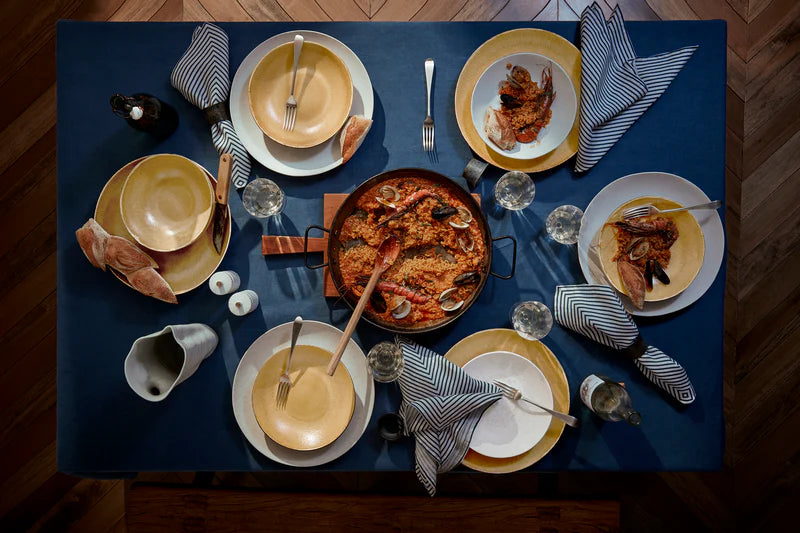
[422,58,434,151]
[493,380,580,428]
[276,316,303,409]
[283,35,304,131]
[622,199,721,221]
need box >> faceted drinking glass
[242,178,286,218]
[367,340,404,383]
[510,301,553,341]
[494,171,535,210]
[545,205,584,244]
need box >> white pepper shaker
[228,290,259,316]
[209,270,241,295]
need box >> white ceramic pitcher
[124,323,218,402]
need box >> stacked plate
[455,29,582,173]
[231,321,375,467]
[577,171,725,316]
[94,154,231,294]
[445,329,570,473]
[231,31,374,177]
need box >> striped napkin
[554,285,696,405]
[575,3,698,172]
[397,338,501,496]
[171,24,251,189]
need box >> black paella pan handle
[303,225,330,270]
[489,235,517,280]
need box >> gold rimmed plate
[455,28,581,172]
[598,196,705,304]
[120,154,215,252]
[248,41,353,149]
[95,158,231,295]
[444,328,569,474]
[251,344,355,451]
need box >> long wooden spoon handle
[327,268,381,375]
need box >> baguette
[339,115,373,163]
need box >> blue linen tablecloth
[56,20,726,475]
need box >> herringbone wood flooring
[1,0,796,531]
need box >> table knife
[213,153,232,254]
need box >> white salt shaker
[209,270,241,295]
[229,290,259,316]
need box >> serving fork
[622,199,721,221]
[276,316,303,409]
[283,35,304,131]
[422,58,435,152]
[493,380,580,428]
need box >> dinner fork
[422,58,435,151]
[283,35,304,131]
[622,200,721,221]
[493,380,580,428]
[276,316,303,409]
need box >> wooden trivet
[262,193,481,297]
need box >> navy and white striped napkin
[171,24,251,189]
[554,285,696,405]
[575,3,698,172]
[396,338,501,496]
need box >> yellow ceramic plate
[444,329,569,474]
[248,41,353,149]
[95,158,230,295]
[455,29,581,172]
[120,154,215,252]
[251,345,355,451]
[597,196,705,303]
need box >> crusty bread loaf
[76,218,177,304]
[76,218,109,270]
[127,267,178,304]
[339,115,373,163]
[104,235,158,274]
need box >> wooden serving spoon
[327,235,400,376]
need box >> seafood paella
[335,176,487,328]
[483,64,555,151]
[598,196,705,309]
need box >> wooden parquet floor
[0,0,797,531]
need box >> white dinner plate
[470,53,576,160]
[577,171,725,316]
[231,30,374,177]
[462,351,553,459]
[231,320,374,467]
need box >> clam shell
[438,287,459,302]
[441,298,464,312]
[391,299,412,319]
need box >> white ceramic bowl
[471,53,577,160]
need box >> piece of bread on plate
[339,115,373,163]
[127,267,178,304]
[76,218,110,270]
[104,235,158,274]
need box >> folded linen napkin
[554,284,696,405]
[575,3,698,172]
[171,24,251,189]
[397,338,501,496]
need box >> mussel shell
[391,299,412,319]
[652,261,671,285]
[370,291,387,313]
[453,271,480,285]
[500,93,522,109]
[644,260,654,291]
[431,206,458,220]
